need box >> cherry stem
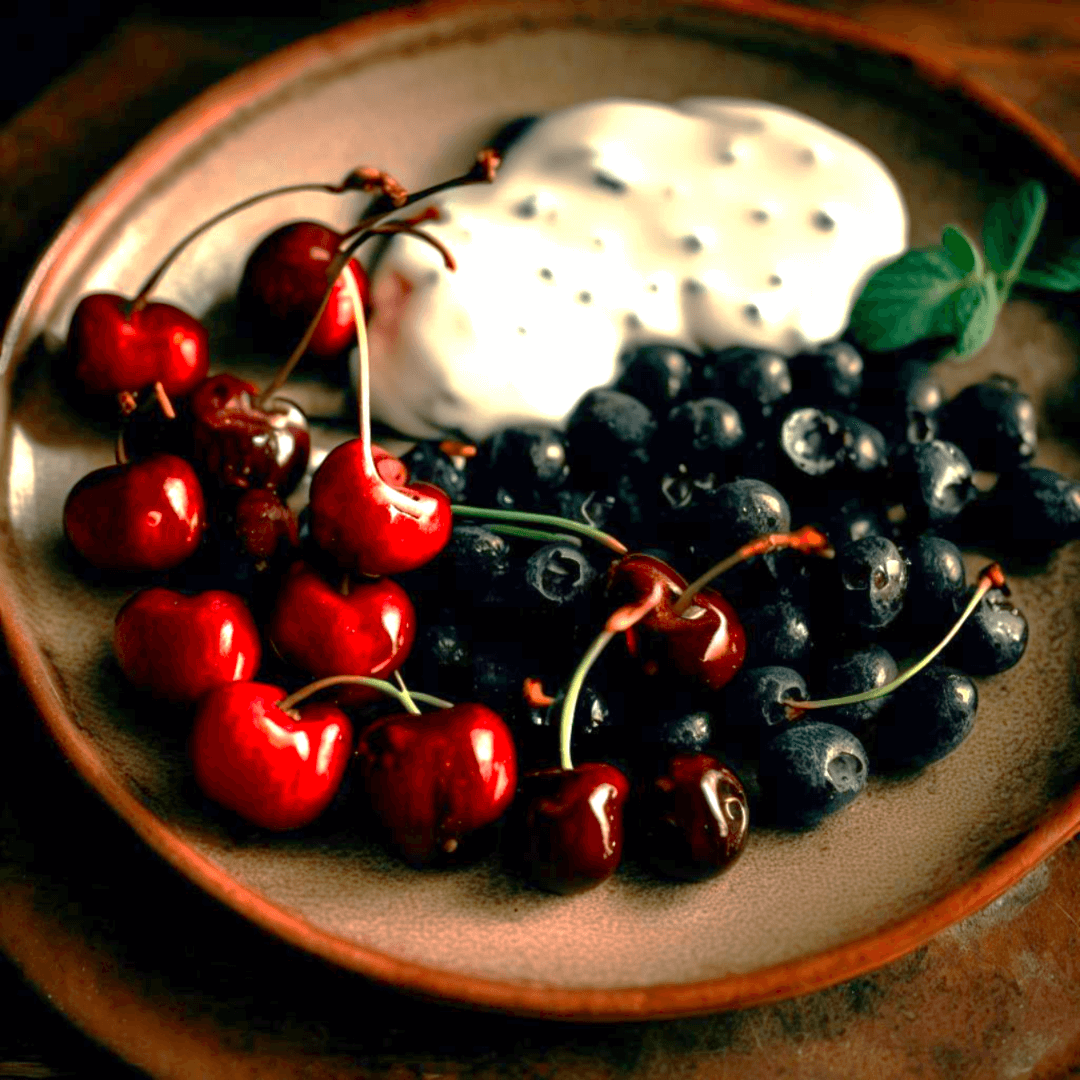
[524,678,556,707]
[672,525,833,616]
[152,381,176,420]
[557,583,666,771]
[454,504,628,555]
[277,674,451,715]
[254,286,334,407]
[130,171,385,310]
[486,524,583,547]
[558,629,615,772]
[337,262,436,523]
[783,562,1007,718]
[393,670,419,713]
[339,148,500,247]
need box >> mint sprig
[849,179,1076,362]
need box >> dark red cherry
[511,763,630,895]
[69,292,209,401]
[63,453,205,572]
[232,488,299,562]
[191,681,352,831]
[638,753,749,881]
[114,588,260,703]
[190,373,310,496]
[267,562,415,704]
[308,440,453,577]
[356,703,517,865]
[238,221,368,357]
[608,553,746,692]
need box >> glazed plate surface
[4,0,1080,1019]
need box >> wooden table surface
[4,3,1080,1077]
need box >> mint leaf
[1018,243,1080,291]
[951,277,1000,357]
[941,225,981,276]
[848,248,968,351]
[983,180,1047,284]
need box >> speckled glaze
[3,0,1080,1021]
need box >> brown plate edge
[2,0,1079,1025]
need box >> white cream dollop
[363,97,908,440]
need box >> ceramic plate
[4,0,1080,1021]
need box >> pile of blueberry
[397,338,1077,848]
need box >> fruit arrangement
[54,127,1080,900]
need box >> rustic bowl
[4,0,1080,1022]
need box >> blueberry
[551,489,619,531]
[698,347,793,427]
[661,397,745,471]
[819,496,892,546]
[946,586,1028,675]
[484,425,570,500]
[740,598,814,673]
[400,440,468,502]
[705,477,791,546]
[520,543,598,612]
[873,666,977,771]
[407,620,474,698]
[839,415,889,479]
[757,721,869,828]
[832,535,909,631]
[891,440,976,531]
[939,375,1037,472]
[721,665,807,744]
[615,344,695,412]
[820,644,898,732]
[901,534,966,636]
[789,340,863,407]
[426,524,511,601]
[977,467,1080,556]
[566,389,657,485]
[778,407,846,478]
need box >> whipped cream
[363,98,908,441]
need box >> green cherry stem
[486,524,583,546]
[671,525,833,617]
[558,631,614,772]
[277,674,445,715]
[783,562,1007,718]
[454,504,628,555]
[393,670,420,713]
[557,580,666,771]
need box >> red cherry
[512,763,630,895]
[356,703,517,865]
[191,681,352,831]
[238,221,368,357]
[63,453,205,572]
[308,440,452,576]
[638,753,749,881]
[267,563,415,703]
[114,588,261,703]
[69,292,209,400]
[190,373,311,496]
[608,553,745,691]
[231,488,299,563]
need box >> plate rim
[3,0,1080,1022]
